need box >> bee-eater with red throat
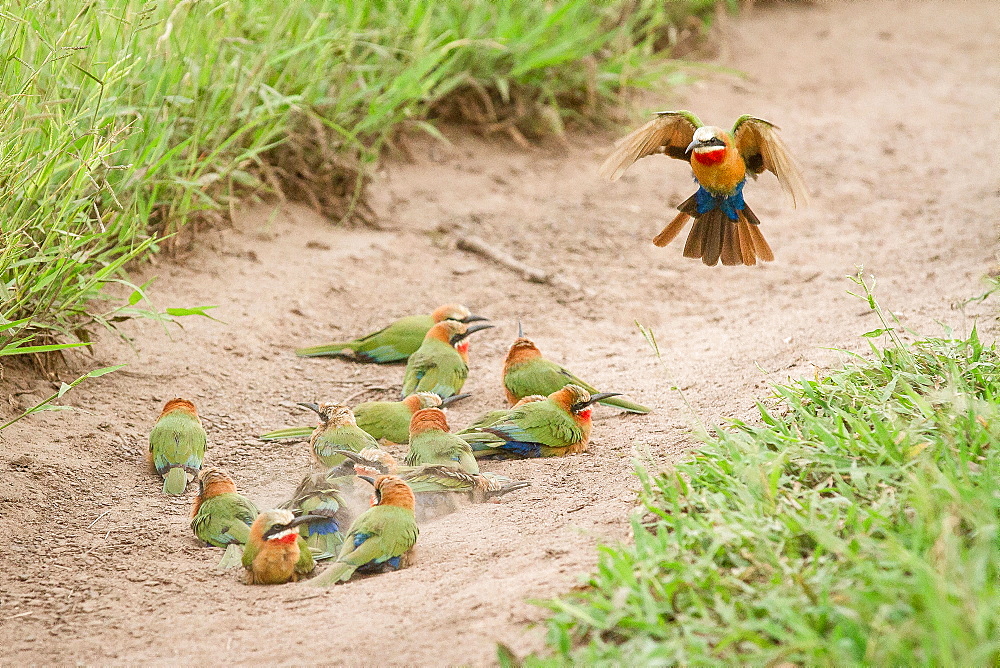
[600,111,807,266]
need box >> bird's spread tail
[162,466,188,495]
[656,193,772,266]
[599,396,650,414]
[295,342,358,358]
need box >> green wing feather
[313,425,380,466]
[400,465,477,493]
[405,431,479,474]
[309,505,418,586]
[354,401,412,444]
[498,401,585,448]
[191,493,259,547]
[402,340,467,399]
[149,412,206,481]
[458,408,516,435]
[295,536,316,575]
[732,115,809,207]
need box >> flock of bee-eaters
[146,110,806,586]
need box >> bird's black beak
[441,393,472,407]
[572,392,622,412]
[358,475,376,486]
[686,136,725,154]
[297,402,322,415]
[460,314,489,323]
[517,319,524,338]
[451,323,494,344]
[288,514,326,528]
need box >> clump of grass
[2,0,721,359]
[528,275,1000,665]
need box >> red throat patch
[577,408,593,422]
[456,341,470,355]
[272,531,299,545]
[693,148,726,166]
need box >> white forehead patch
[693,126,715,142]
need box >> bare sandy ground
[2,1,999,664]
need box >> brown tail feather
[720,218,742,266]
[700,210,724,267]
[747,222,774,262]
[677,193,699,216]
[736,219,757,266]
[653,211,691,247]
[683,217,705,259]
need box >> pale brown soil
[2,1,999,664]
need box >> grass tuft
[529,276,1000,665]
[2,0,722,359]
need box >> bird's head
[403,391,445,413]
[159,397,199,419]
[512,394,547,408]
[358,474,416,511]
[686,126,731,165]
[504,336,542,368]
[196,467,237,498]
[432,303,489,324]
[426,320,494,353]
[331,447,398,476]
[249,509,324,546]
[297,402,356,428]
[409,407,450,436]
[550,384,621,419]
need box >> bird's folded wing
[401,353,434,396]
[486,406,579,448]
[732,116,809,207]
[598,110,702,181]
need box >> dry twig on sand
[456,235,590,296]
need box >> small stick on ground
[456,234,590,295]
[342,385,393,405]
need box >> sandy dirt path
[2,1,999,664]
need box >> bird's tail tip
[162,466,188,495]
[599,396,651,414]
[294,343,353,358]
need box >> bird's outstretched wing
[598,110,702,181]
[732,116,809,207]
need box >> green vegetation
[1,0,720,358]
[530,275,1000,665]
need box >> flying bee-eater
[600,111,808,266]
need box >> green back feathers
[313,425,380,467]
[406,430,480,474]
[505,356,588,398]
[401,338,468,399]
[354,401,414,444]
[150,410,207,493]
[191,493,260,547]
